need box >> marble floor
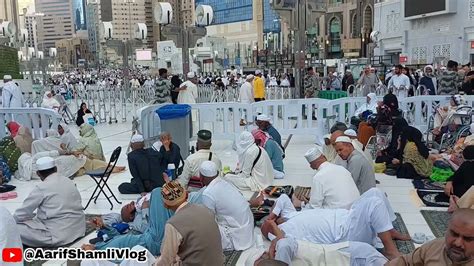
[3,121,445,265]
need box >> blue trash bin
[156,104,192,159]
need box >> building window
[329,17,342,56]
[469,0,474,20]
[351,13,359,38]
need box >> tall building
[35,0,75,50]
[73,0,87,30]
[374,0,474,65]
[0,0,19,38]
[314,0,374,59]
[195,0,277,64]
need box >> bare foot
[448,195,459,213]
[390,229,411,241]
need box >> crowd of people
[1,60,474,265]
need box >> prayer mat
[393,213,415,254]
[420,210,451,238]
[412,180,445,191]
[224,250,243,266]
[24,215,98,266]
[416,190,450,207]
[294,186,311,201]
[264,185,294,198]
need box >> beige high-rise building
[110,0,145,41]
[0,0,19,36]
[35,0,74,50]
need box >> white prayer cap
[152,141,162,151]
[3,75,12,80]
[255,70,262,75]
[187,72,196,78]
[36,156,55,171]
[246,74,254,80]
[344,129,357,138]
[200,161,218,177]
[335,136,352,144]
[256,114,271,122]
[131,134,144,143]
[305,146,323,163]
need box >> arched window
[329,17,341,56]
[364,5,373,32]
[351,13,359,38]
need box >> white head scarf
[367,93,377,107]
[236,131,256,162]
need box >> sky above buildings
[17,0,34,12]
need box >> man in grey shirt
[334,136,376,194]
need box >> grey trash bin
[156,104,192,159]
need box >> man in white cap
[335,136,376,194]
[291,146,359,210]
[224,131,274,191]
[344,129,373,164]
[177,130,222,190]
[201,161,254,251]
[2,75,25,108]
[177,72,198,104]
[119,134,167,194]
[256,114,283,150]
[254,70,265,102]
[239,74,255,126]
[14,157,85,247]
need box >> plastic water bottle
[166,164,176,180]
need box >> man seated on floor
[262,188,411,260]
[335,136,376,194]
[14,157,85,247]
[290,146,360,210]
[256,114,284,152]
[224,131,274,191]
[254,240,388,266]
[387,208,474,265]
[159,132,182,172]
[155,181,224,265]
[201,161,254,251]
[89,193,151,234]
[177,130,222,189]
[119,134,167,194]
[345,129,373,163]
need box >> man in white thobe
[291,146,360,210]
[262,188,402,260]
[201,161,254,251]
[14,157,86,247]
[2,75,25,108]
[177,72,198,104]
[224,131,274,192]
[388,65,410,98]
[254,239,387,266]
[177,130,222,189]
[238,75,254,125]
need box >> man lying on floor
[89,193,151,235]
[254,240,388,266]
[261,188,411,260]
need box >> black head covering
[383,92,399,112]
[463,145,474,161]
[399,126,429,159]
